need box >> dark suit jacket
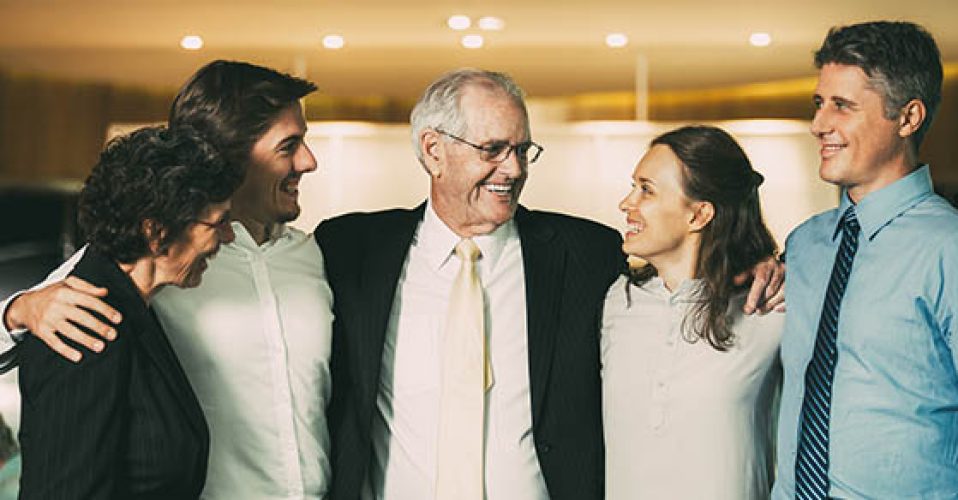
[17,249,210,499]
[315,203,624,499]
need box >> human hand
[5,277,122,362]
[735,256,785,315]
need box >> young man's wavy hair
[169,60,317,172]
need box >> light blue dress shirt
[773,165,958,499]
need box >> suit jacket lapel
[355,203,425,412]
[515,206,566,425]
[82,250,209,441]
[133,306,209,440]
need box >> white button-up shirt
[601,275,782,500]
[367,202,548,500]
[1,223,333,499]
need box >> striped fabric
[795,206,860,499]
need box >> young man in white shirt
[0,60,333,500]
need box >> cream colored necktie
[435,238,493,500]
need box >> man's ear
[419,129,444,178]
[689,201,714,233]
[141,219,167,255]
[898,98,927,140]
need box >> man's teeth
[485,183,513,194]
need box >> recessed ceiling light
[749,32,772,47]
[478,16,505,31]
[323,34,345,50]
[461,34,484,49]
[180,35,203,50]
[448,15,471,31]
[605,33,628,48]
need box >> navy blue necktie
[795,206,861,499]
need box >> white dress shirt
[0,223,333,500]
[366,202,548,500]
[601,275,783,500]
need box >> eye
[812,96,824,109]
[481,141,509,157]
[279,139,300,156]
[641,183,653,195]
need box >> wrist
[2,293,26,332]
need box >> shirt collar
[229,221,293,251]
[420,199,516,274]
[833,165,934,241]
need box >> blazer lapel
[83,250,209,441]
[133,306,209,440]
[354,203,425,410]
[515,206,566,425]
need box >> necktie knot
[842,206,860,236]
[455,238,481,263]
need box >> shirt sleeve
[0,246,87,370]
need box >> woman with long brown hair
[602,125,782,499]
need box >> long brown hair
[629,125,777,350]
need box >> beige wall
[2,65,956,202]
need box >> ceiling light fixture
[323,34,345,49]
[448,15,471,30]
[605,33,628,48]
[461,34,484,49]
[749,32,772,47]
[180,35,203,50]
[478,16,505,31]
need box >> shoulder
[521,208,620,239]
[314,206,421,246]
[909,194,958,246]
[518,207,622,255]
[785,207,839,251]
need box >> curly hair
[169,60,317,170]
[629,125,777,351]
[815,21,942,148]
[78,126,242,263]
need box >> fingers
[759,285,786,314]
[62,276,109,297]
[32,326,83,364]
[13,278,122,363]
[759,261,786,314]
[743,261,772,315]
[68,293,121,338]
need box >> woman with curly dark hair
[601,125,783,499]
[17,125,242,499]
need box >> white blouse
[601,274,783,500]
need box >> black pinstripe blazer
[315,203,625,500]
[17,248,209,499]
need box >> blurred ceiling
[0,0,956,98]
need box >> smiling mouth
[821,143,846,158]
[483,182,515,196]
[280,176,300,196]
[625,219,645,234]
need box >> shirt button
[538,443,552,454]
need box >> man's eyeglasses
[436,129,544,164]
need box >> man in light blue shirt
[774,21,958,499]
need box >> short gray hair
[409,68,528,167]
